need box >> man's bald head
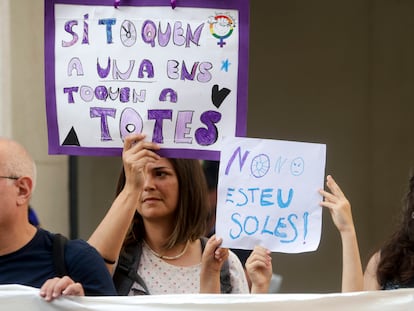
[0,138,37,190]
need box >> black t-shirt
[0,228,116,296]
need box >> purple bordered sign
[44,0,249,159]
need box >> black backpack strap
[200,237,232,293]
[113,241,150,295]
[52,233,68,277]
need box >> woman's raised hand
[122,133,160,190]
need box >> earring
[411,211,414,219]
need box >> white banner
[1,285,413,311]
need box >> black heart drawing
[211,84,231,108]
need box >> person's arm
[88,187,140,272]
[40,240,117,300]
[200,235,229,293]
[319,175,363,292]
[88,134,160,273]
[363,251,381,290]
[245,246,272,293]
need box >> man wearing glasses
[0,137,116,301]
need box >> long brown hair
[116,158,209,249]
[377,173,414,287]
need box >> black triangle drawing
[62,127,80,146]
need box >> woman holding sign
[203,174,364,294]
[88,133,252,295]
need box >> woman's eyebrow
[153,166,173,171]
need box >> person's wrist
[200,265,221,275]
[340,227,357,239]
[251,283,269,294]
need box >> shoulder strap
[113,241,150,295]
[52,233,68,277]
[200,237,232,293]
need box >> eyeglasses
[0,176,19,180]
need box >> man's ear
[15,176,33,205]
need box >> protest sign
[44,0,249,159]
[215,137,326,253]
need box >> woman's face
[138,158,179,222]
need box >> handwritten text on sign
[44,0,249,158]
[215,137,326,253]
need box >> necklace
[143,240,190,260]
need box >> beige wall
[4,0,414,293]
[0,0,11,137]
[2,0,69,235]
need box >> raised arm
[319,175,363,292]
[88,134,160,273]
[200,235,229,293]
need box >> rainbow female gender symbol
[209,14,235,47]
